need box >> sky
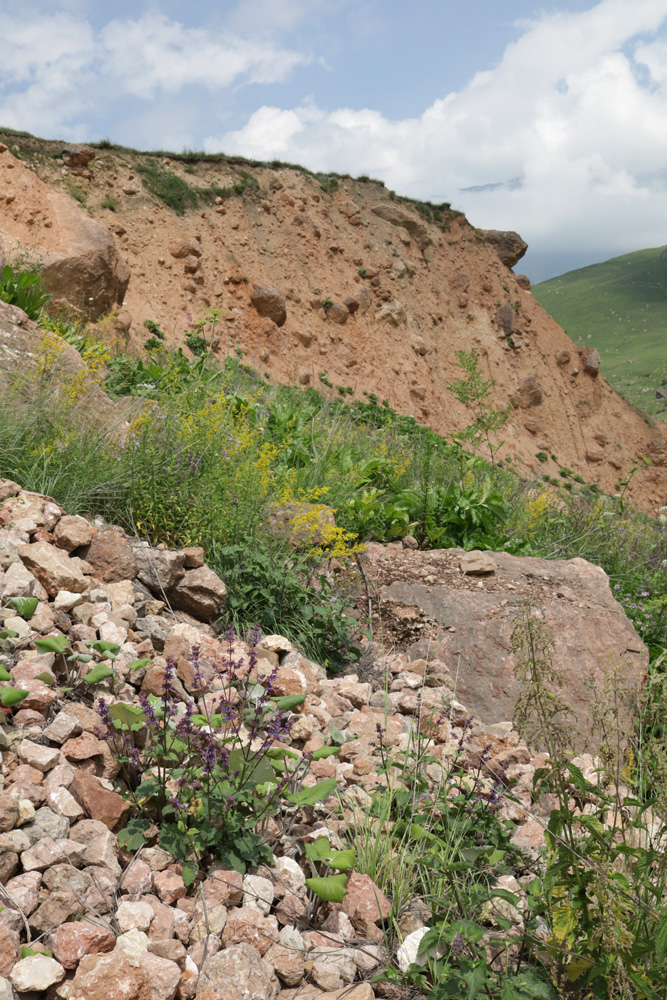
[1,0,667,281]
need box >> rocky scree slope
[0,478,648,998]
[0,134,666,513]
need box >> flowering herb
[100,631,339,879]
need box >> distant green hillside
[533,247,667,418]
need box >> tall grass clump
[1,298,666,671]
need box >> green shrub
[0,263,49,319]
[137,164,199,214]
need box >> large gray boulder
[365,543,646,748]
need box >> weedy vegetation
[2,266,667,997]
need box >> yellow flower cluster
[522,491,555,538]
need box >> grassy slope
[533,247,667,417]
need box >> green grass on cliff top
[533,246,667,418]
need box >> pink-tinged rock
[511,817,546,851]
[263,942,305,986]
[99,619,128,645]
[18,540,88,596]
[145,895,176,941]
[250,284,286,327]
[275,893,308,926]
[1,559,45,599]
[147,939,186,967]
[16,739,61,772]
[120,859,154,895]
[42,709,83,744]
[263,665,306,698]
[201,869,244,906]
[198,943,279,1000]
[311,960,342,992]
[337,681,372,708]
[116,899,155,934]
[51,919,116,968]
[28,895,75,935]
[54,514,93,552]
[68,952,149,1000]
[139,952,182,1000]
[62,731,105,761]
[0,793,19,833]
[187,935,221,971]
[61,701,103,734]
[105,579,137,607]
[46,784,85,819]
[154,869,186,904]
[20,835,85,871]
[18,677,59,713]
[222,906,280,955]
[341,873,391,930]
[6,763,43,788]
[86,527,137,583]
[321,910,355,941]
[70,819,121,875]
[44,756,74,792]
[4,870,42,915]
[0,850,19,883]
[70,769,130,830]
[177,958,199,999]
[3,491,63,531]
[167,566,226,622]
[0,922,19,975]
[134,545,185,592]
[320,985,375,1000]
[346,711,403,745]
[183,547,205,569]
[140,846,174,872]
[10,954,65,992]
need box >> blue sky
[2,0,667,280]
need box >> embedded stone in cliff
[292,212,321,238]
[0,154,129,319]
[556,350,571,365]
[376,301,407,326]
[61,145,96,167]
[497,304,515,336]
[511,375,542,409]
[251,284,287,327]
[483,230,528,268]
[371,204,429,250]
[580,347,601,377]
[326,301,349,325]
[168,237,201,259]
[515,274,531,289]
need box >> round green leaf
[0,688,29,706]
[109,703,146,728]
[82,664,115,685]
[306,873,348,903]
[9,597,38,620]
[35,635,69,654]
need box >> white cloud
[206,0,667,276]
[100,14,308,100]
[0,9,309,138]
